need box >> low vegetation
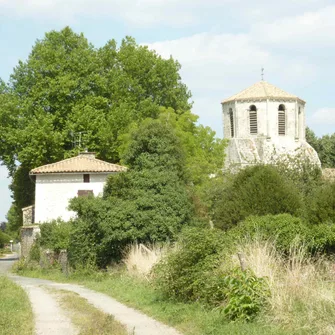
[52,289,128,335]
[0,276,34,335]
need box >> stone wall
[22,205,35,225]
[21,225,40,258]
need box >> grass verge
[15,267,288,335]
[49,288,128,335]
[0,275,34,335]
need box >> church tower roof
[222,81,305,104]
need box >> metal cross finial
[261,67,264,81]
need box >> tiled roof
[222,81,305,104]
[30,153,127,175]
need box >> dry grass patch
[238,239,335,334]
[53,289,128,335]
[123,243,172,278]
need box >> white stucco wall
[34,173,111,223]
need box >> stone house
[21,152,126,257]
[222,81,321,169]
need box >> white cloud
[0,0,230,26]
[0,0,334,27]
[309,108,335,125]
[251,5,335,48]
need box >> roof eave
[221,97,306,104]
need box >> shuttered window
[249,105,258,135]
[229,108,234,137]
[278,104,286,135]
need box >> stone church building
[222,81,321,168]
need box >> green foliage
[0,230,11,248]
[306,127,335,168]
[121,118,186,177]
[229,214,307,253]
[0,27,194,235]
[229,214,335,255]
[154,227,228,303]
[29,239,41,262]
[39,219,72,253]
[305,182,335,225]
[0,27,191,173]
[274,155,322,196]
[211,165,303,230]
[154,227,268,322]
[220,269,269,322]
[69,120,194,268]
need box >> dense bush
[154,227,227,302]
[0,230,11,248]
[229,214,335,255]
[211,165,303,230]
[39,219,72,253]
[305,182,335,225]
[154,227,269,321]
[229,214,307,253]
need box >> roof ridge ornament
[261,67,264,81]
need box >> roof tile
[30,153,127,174]
[222,81,305,104]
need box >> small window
[78,190,93,197]
[83,174,90,183]
[249,105,258,134]
[229,108,234,137]
[278,105,286,135]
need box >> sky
[0,0,335,221]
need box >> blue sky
[1,0,335,221]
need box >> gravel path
[1,254,182,335]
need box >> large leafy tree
[0,27,192,227]
[68,120,194,267]
[306,127,335,168]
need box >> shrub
[305,182,335,225]
[0,230,11,248]
[39,219,72,253]
[154,227,269,321]
[153,227,228,303]
[220,268,269,322]
[229,214,335,256]
[229,214,307,254]
[211,165,303,230]
[29,238,41,262]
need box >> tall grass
[238,239,335,334]
[123,243,171,277]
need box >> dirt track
[0,254,181,335]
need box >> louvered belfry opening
[278,104,286,135]
[229,108,234,137]
[249,105,258,135]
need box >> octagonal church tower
[222,81,321,169]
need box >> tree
[68,120,194,267]
[0,27,192,232]
[306,127,335,168]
